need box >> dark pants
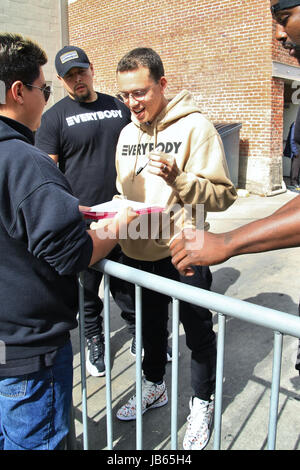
[113,254,216,401]
[83,245,135,339]
[290,155,300,186]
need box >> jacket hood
[0,116,34,145]
[132,89,201,134]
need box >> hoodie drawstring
[132,124,158,181]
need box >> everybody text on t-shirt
[66,109,124,127]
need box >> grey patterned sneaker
[116,377,168,420]
[183,396,214,450]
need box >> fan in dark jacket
[0,33,136,450]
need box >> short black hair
[0,33,47,91]
[116,47,164,82]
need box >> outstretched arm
[88,207,137,266]
[170,195,300,275]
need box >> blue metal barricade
[76,259,300,450]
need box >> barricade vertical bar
[213,313,226,450]
[104,273,113,449]
[267,331,283,450]
[66,400,77,449]
[171,298,180,450]
[135,284,143,450]
[78,272,89,450]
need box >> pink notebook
[82,199,164,220]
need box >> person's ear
[159,76,168,94]
[89,63,95,77]
[10,81,25,104]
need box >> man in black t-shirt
[36,45,133,377]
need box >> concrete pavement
[70,189,300,451]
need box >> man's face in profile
[271,1,300,63]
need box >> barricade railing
[76,259,300,450]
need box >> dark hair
[116,47,164,82]
[0,33,47,91]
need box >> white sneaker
[116,378,168,421]
[183,396,214,450]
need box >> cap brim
[58,62,90,78]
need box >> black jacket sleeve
[11,182,93,275]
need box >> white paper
[90,199,158,212]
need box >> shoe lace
[124,379,160,409]
[89,336,104,362]
[187,399,213,429]
[131,336,136,354]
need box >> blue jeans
[0,340,73,450]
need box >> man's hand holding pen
[136,151,180,186]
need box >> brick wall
[0,0,68,106]
[68,0,299,194]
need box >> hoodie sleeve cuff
[172,171,196,195]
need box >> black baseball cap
[55,45,90,78]
[271,0,300,14]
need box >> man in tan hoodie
[170,0,300,378]
[114,47,237,450]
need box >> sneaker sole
[86,359,105,377]
[116,393,168,421]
